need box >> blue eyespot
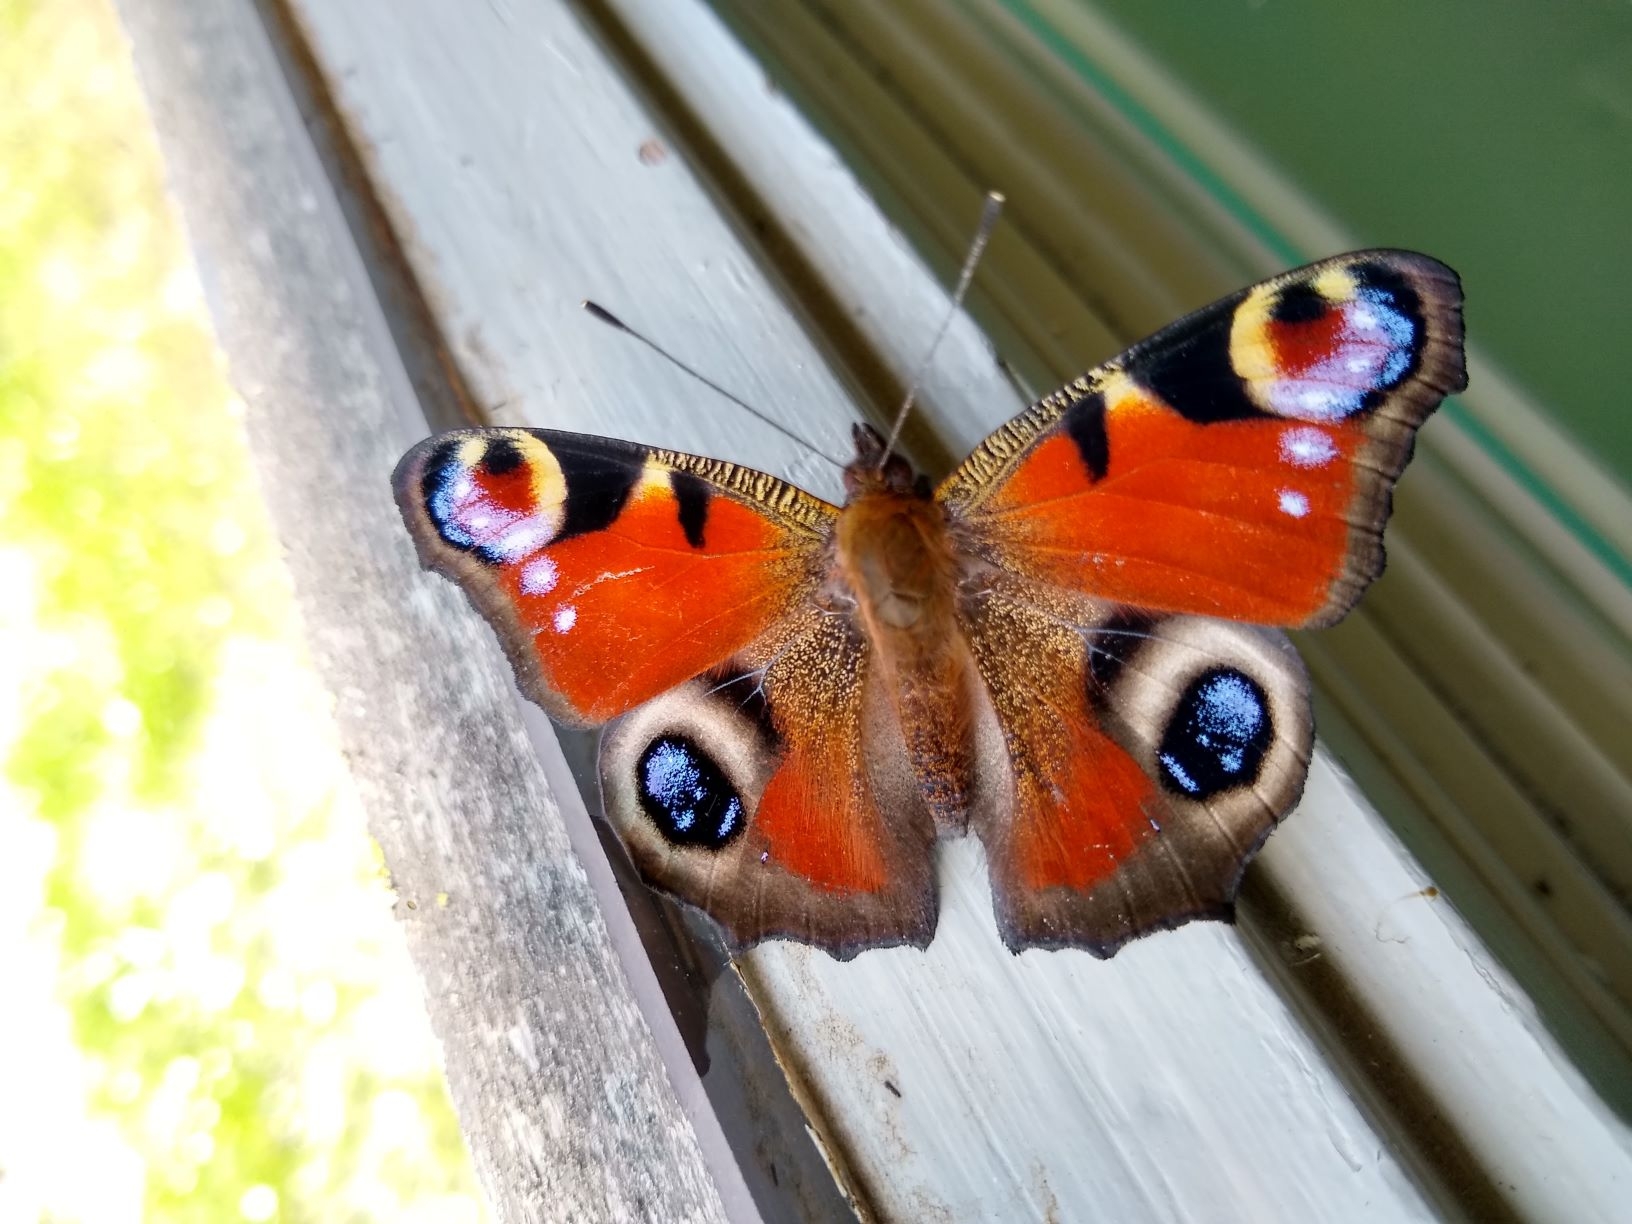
[1158,669,1272,800]
[636,736,745,849]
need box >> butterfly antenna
[878,190,1005,469]
[582,301,847,470]
[997,354,1039,406]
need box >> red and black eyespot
[417,435,556,566]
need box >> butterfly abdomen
[835,489,976,830]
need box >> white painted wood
[269,0,1632,1219]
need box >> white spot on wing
[553,606,577,633]
[1296,387,1343,416]
[1279,426,1337,468]
[520,556,558,595]
[1278,489,1311,518]
[492,518,552,560]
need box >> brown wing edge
[1296,252,1466,627]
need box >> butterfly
[393,250,1466,960]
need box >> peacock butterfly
[392,250,1466,959]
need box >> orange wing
[599,606,938,958]
[939,251,1466,628]
[393,428,833,725]
[963,579,1312,954]
[396,428,937,954]
[943,251,1462,952]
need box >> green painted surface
[1077,1,1632,481]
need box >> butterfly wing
[396,427,936,953]
[963,573,1311,952]
[939,250,1466,628]
[393,427,834,725]
[941,251,1463,952]
[598,604,938,957]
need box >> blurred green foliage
[0,1,483,1219]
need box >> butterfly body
[395,250,1466,959]
[833,432,981,831]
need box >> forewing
[939,250,1466,628]
[599,605,939,957]
[393,428,834,725]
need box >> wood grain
[113,2,743,1219]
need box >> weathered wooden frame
[118,0,1632,1219]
